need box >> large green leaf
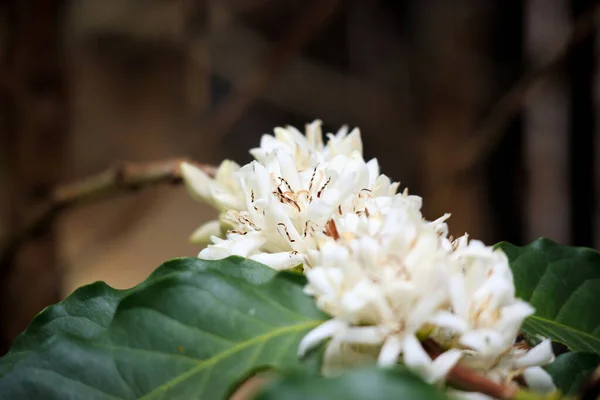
[0,257,326,399]
[546,352,600,396]
[255,366,448,400]
[0,257,204,375]
[498,238,600,354]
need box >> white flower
[181,159,243,210]
[248,120,363,168]
[181,160,243,243]
[183,121,400,269]
[299,198,463,381]
[423,235,556,392]
[298,197,556,390]
[432,238,535,354]
[457,339,556,395]
[183,120,557,394]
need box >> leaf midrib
[527,315,600,348]
[138,319,322,399]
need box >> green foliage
[2,238,600,399]
[546,352,600,396]
[498,238,600,354]
[255,366,448,400]
[0,257,326,400]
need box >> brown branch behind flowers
[235,340,524,400]
[0,159,215,274]
[422,339,518,400]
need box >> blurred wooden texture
[1,0,592,353]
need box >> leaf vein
[137,320,321,400]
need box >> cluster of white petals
[182,121,398,270]
[182,121,556,397]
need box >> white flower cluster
[182,121,555,398]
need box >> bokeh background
[0,0,598,354]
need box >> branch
[457,2,600,172]
[447,364,518,400]
[422,340,518,400]
[229,374,274,400]
[0,159,215,272]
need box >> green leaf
[546,352,600,396]
[255,366,449,400]
[0,257,202,375]
[0,257,326,399]
[0,281,124,376]
[497,238,600,354]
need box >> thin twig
[458,2,600,172]
[229,374,274,400]
[446,364,518,400]
[423,340,518,400]
[195,0,342,151]
[0,159,215,272]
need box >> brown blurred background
[0,0,598,354]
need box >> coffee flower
[181,160,244,243]
[431,236,555,393]
[300,214,555,389]
[183,120,556,394]
[448,340,555,400]
[427,236,535,354]
[181,120,399,270]
[299,196,462,381]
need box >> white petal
[429,349,463,382]
[305,120,324,151]
[340,289,371,316]
[429,311,468,334]
[305,267,342,296]
[275,149,302,190]
[345,127,363,155]
[402,334,438,383]
[249,252,303,270]
[460,330,505,353]
[231,233,266,257]
[181,162,213,202]
[214,159,240,180]
[199,242,232,260]
[496,301,535,333]
[318,241,350,266]
[522,366,556,393]
[339,326,384,345]
[257,134,281,152]
[472,274,514,309]
[366,158,380,182]
[246,161,272,199]
[189,220,222,244]
[378,335,403,367]
[334,124,348,138]
[298,319,346,356]
[321,338,344,377]
[199,232,265,259]
[449,274,469,318]
[514,339,555,368]
[402,334,461,383]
